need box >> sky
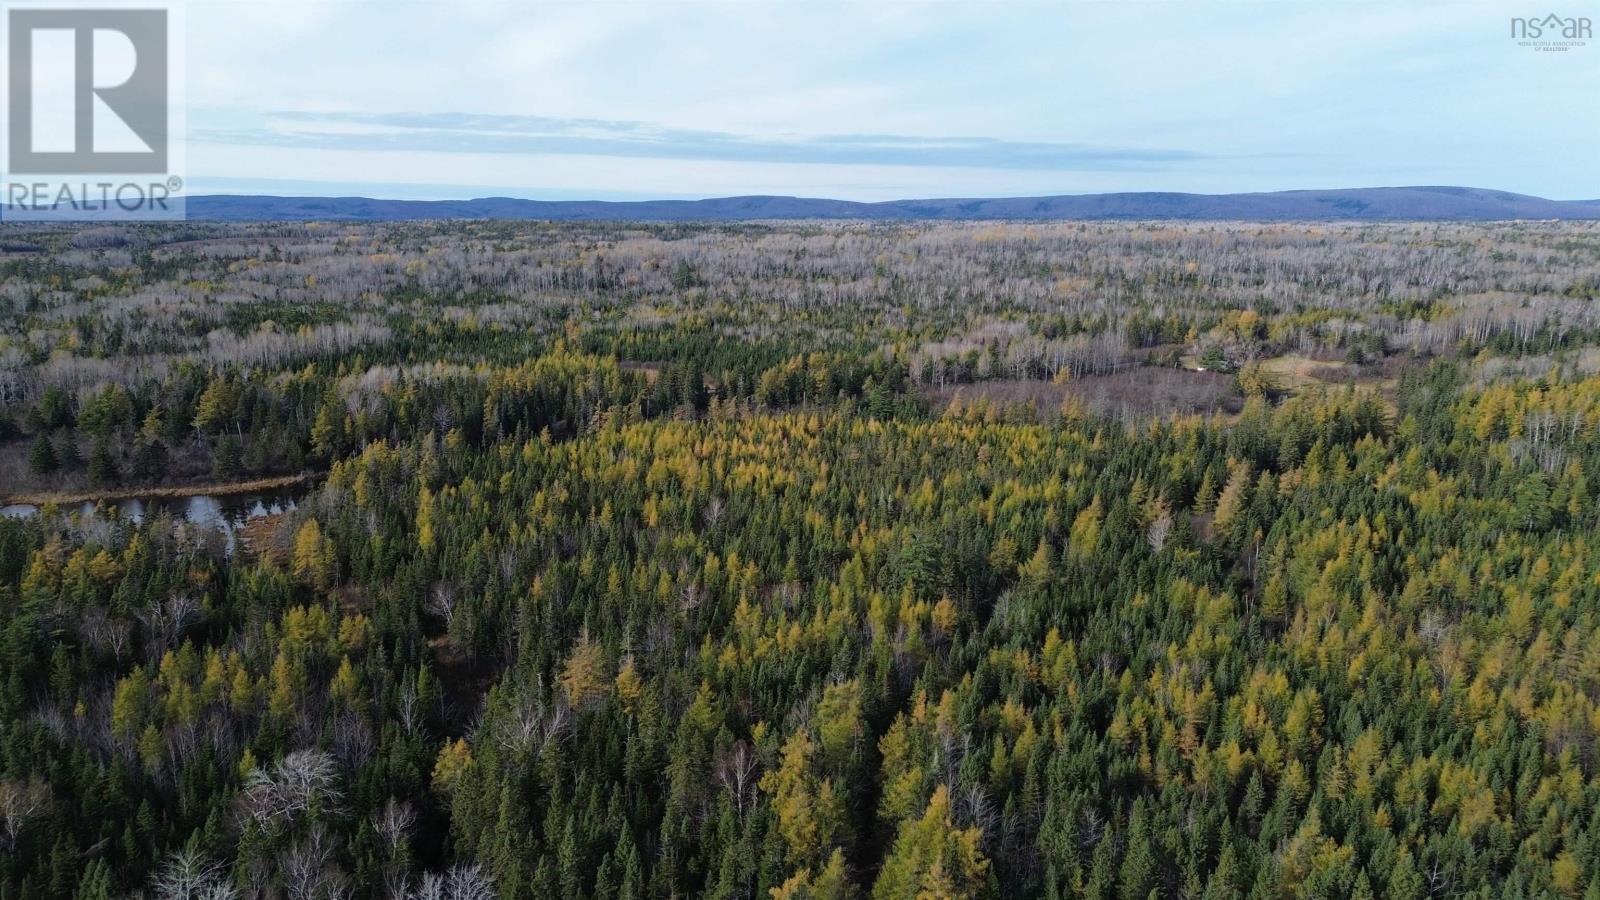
[179,0,1599,201]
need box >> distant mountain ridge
[168,186,1600,222]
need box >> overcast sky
[183,0,1599,201]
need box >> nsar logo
[1510,13,1592,51]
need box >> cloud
[192,110,1215,172]
[174,1,1598,200]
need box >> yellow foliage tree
[871,785,990,900]
[432,738,473,796]
[560,632,609,707]
[292,519,332,588]
[417,485,436,551]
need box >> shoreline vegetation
[0,472,315,508]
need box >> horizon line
[180,185,1599,204]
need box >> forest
[2,219,1600,898]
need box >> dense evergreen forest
[2,220,1600,898]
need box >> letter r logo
[8,9,167,174]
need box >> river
[1,484,308,553]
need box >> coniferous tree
[28,432,58,475]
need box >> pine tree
[1118,801,1158,900]
[87,436,117,485]
[1387,849,1424,900]
[133,438,167,480]
[213,434,243,478]
[28,432,59,475]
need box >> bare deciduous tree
[713,740,759,823]
[426,582,458,630]
[1147,506,1173,554]
[283,824,348,900]
[373,797,417,852]
[490,678,569,755]
[138,593,202,660]
[239,749,342,830]
[407,865,495,900]
[332,711,375,770]
[396,681,425,735]
[0,778,48,849]
[83,607,134,661]
[151,847,239,900]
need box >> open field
[925,367,1240,420]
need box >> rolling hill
[177,186,1600,222]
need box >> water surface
[2,484,308,553]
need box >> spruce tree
[28,432,58,475]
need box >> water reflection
[1,485,305,554]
